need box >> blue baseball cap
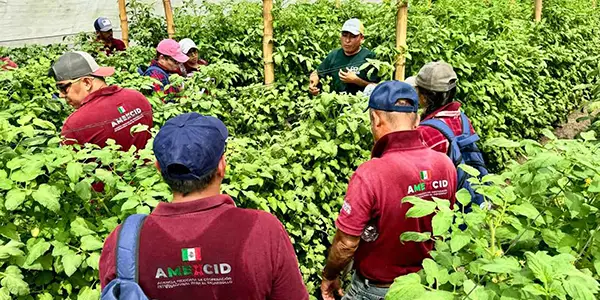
[365,81,419,113]
[154,113,228,180]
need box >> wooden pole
[534,0,543,22]
[163,0,175,38]
[117,0,129,47]
[336,0,341,8]
[395,1,408,81]
[263,0,275,85]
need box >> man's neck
[344,47,362,56]
[172,185,220,203]
[90,81,108,94]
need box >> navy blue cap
[94,17,113,32]
[365,81,419,113]
[154,113,228,180]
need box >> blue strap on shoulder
[420,119,456,140]
[116,214,147,282]
[457,112,480,147]
[459,112,471,136]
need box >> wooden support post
[263,0,275,85]
[336,0,341,8]
[395,1,408,81]
[534,0,543,22]
[163,0,175,38]
[117,0,129,47]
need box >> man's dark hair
[162,165,218,195]
[418,86,457,118]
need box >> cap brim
[342,29,361,35]
[91,66,115,77]
[172,53,190,63]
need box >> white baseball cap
[404,76,417,87]
[179,38,198,55]
[341,18,365,36]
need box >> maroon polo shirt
[61,85,152,151]
[336,130,457,283]
[99,194,309,300]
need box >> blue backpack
[101,214,149,300]
[420,112,488,211]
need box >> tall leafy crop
[0,0,598,299]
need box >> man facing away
[321,81,457,300]
[99,113,309,300]
[94,17,126,56]
[309,18,381,96]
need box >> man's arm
[309,70,321,95]
[99,228,119,288]
[270,220,309,300]
[322,230,361,280]
[321,230,361,300]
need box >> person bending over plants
[140,39,188,96]
[49,51,152,152]
[308,19,381,96]
[321,81,457,300]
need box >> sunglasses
[56,77,83,94]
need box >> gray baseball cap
[415,61,457,92]
[50,51,115,82]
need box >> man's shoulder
[360,47,375,55]
[230,207,283,228]
[115,87,146,100]
[113,39,126,47]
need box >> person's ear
[216,155,227,178]
[413,113,420,129]
[371,110,383,128]
[84,77,94,91]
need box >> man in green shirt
[309,19,380,95]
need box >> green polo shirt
[317,47,380,95]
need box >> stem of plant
[489,219,496,256]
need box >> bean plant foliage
[0,0,598,299]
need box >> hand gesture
[321,277,343,300]
[339,69,359,84]
[309,71,321,96]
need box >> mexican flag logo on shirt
[181,247,202,262]
[420,170,431,181]
[117,106,126,114]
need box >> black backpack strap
[115,214,148,282]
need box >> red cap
[156,39,189,63]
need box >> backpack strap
[420,119,457,141]
[457,112,481,147]
[459,112,471,136]
[115,214,147,282]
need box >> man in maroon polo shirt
[320,81,457,300]
[99,112,309,300]
[94,17,127,56]
[49,51,152,151]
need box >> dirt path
[553,108,593,139]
